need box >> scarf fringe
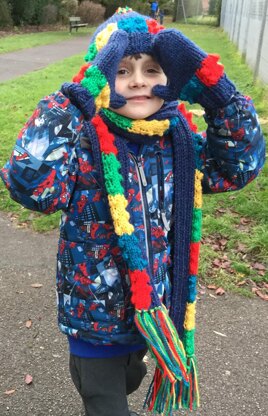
[134,306,189,385]
[145,357,199,414]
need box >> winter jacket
[0,89,265,346]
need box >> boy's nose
[129,72,146,88]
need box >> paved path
[0,36,89,82]
[0,211,267,416]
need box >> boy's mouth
[127,95,151,102]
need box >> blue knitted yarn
[180,76,205,104]
[117,16,148,33]
[118,234,147,271]
[169,111,195,338]
[90,10,149,44]
[187,275,197,303]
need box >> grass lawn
[0,23,267,295]
[0,27,94,54]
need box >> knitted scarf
[62,81,203,414]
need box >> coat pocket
[57,254,125,330]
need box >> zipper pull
[161,210,170,231]
[137,160,147,187]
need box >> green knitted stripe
[85,42,98,62]
[183,328,195,357]
[102,153,124,195]
[81,66,107,97]
[191,208,202,242]
[102,108,132,129]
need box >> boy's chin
[109,101,164,120]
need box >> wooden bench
[69,17,88,33]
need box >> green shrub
[41,4,59,25]
[0,0,13,27]
[77,1,105,24]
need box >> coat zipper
[129,152,153,273]
[156,151,170,232]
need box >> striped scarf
[62,82,203,414]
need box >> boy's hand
[152,29,236,109]
[82,30,128,110]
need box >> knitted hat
[73,6,235,112]
[72,7,165,111]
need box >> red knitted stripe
[146,19,165,34]
[92,115,118,155]
[189,242,200,275]
[72,63,90,83]
[189,372,193,410]
[178,103,198,133]
[196,54,224,87]
[129,269,152,310]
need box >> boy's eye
[146,67,162,74]
[117,68,129,75]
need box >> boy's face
[111,54,167,120]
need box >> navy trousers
[69,349,147,416]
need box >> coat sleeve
[0,91,84,213]
[194,93,266,193]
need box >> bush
[41,4,59,25]
[101,0,150,19]
[59,0,78,23]
[0,0,13,27]
[77,1,105,24]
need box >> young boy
[0,7,265,416]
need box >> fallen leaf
[255,290,268,301]
[252,262,266,271]
[25,320,32,329]
[212,259,221,268]
[207,284,217,290]
[30,283,43,288]
[237,280,246,286]
[213,330,227,337]
[215,287,225,296]
[198,283,206,290]
[240,217,251,225]
[24,374,33,385]
[216,208,226,214]
[219,238,228,247]
[237,243,247,253]
[4,389,15,396]
[209,293,217,299]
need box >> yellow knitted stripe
[95,84,111,112]
[194,169,203,209]
[108,194,134,236]
[95,23,118,52]
[130,119,169,136]
[183,301,196,331]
